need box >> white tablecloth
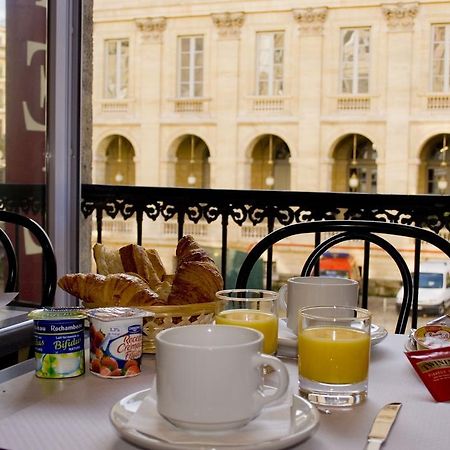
[0,334,447,450]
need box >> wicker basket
[140,302,220,353]
[82,300,220,354]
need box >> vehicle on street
[319,251,361,283]
[396,259,450,315]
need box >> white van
[396,260,450,316]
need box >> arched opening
[333,134,377,192]
[419,133,449,194]
[175,134,210,188]
[104,135,135,185]
[251,134,290,189]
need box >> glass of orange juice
[215,289,278,355]
[298,305,371,408]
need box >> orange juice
[298,326,370,384]
[216,309,278,354]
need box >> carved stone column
[382,2,418,32]
[211,12,244,40]
[292,7,328,36]
[135,17,167,44]
[382,3,419,193]
[135,17,167,186]
[292,7,328,190]
[211,13,245,187]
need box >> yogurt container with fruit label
[87,307,151,378]
[28,307,87,379]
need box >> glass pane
[195,37,203,51]
[358,78,368,93]
[194,68,203,82]
[180,38,190,52]
[180,53,189,67]
[180,83,189,97]
[180,68,190,82]
[258,81,268,95]
[194,83,203,97]
[195,52,203,66]
[2,1,49,303]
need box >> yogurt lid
[86,307,153,321]
[28,307,87,320]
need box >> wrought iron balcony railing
[80,184,450,289]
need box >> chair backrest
[0,210,57,306]
[235,220,450,334]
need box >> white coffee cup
[279,276,359,335]
[155,324,289,431]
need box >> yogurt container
[28,307,87,379]
[86,307,151,378]
[413,325,450,350]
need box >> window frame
[47,0,81,305]
[103,38,129,99]
[255,31,284,96]
[430,24,450,93]
[339,27,371,95]
[177,35,204,98]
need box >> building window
[256,32,284,96]
[178,36,204,98]
[340,28,370,94]
[431,25,450,92]
[104,39,129,99]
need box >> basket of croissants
[57,235,224,353]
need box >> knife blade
[365,402,402,450]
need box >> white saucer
[110,388,320,450]
[278,320,388,359]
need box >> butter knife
[365,402,402,450]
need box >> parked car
[319,252,361,283]
[396,259,450,315]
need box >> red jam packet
[405,346,450,402]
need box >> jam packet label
[405,346,450,402]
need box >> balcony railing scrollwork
[80,184,450,288]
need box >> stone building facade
[92,0,450,195]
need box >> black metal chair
[0,210,57,368]
[0,210,57,307]
[235,220,450,334]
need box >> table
[0,304,34,358]
[0,334,447,450]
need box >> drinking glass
[215,289,279,355]
[298,305,371,408]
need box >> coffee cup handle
[252,354,289,409]
[278,284,287,316]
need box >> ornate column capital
[135,17,167,43]
[382,2,419,31]
[211,12,245,39]
[293,7,328,35]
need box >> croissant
[175,235,214,266]
[57,273,164,307]
[93,243,124,275]
[119,244,162,290]
[167,260,224,305]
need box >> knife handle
[366,439,382,450]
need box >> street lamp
[438,134,448,194]
[187,135,197,186]
[348,134,359,191]
[114,136,124,184]
[265,135,275,188]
